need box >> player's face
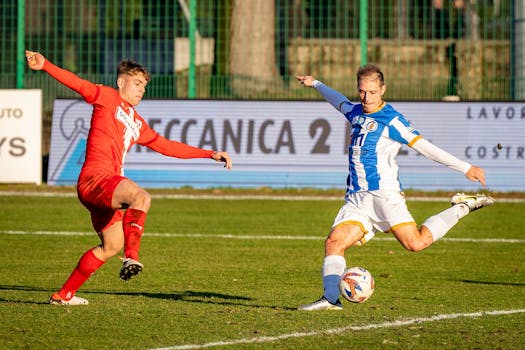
[118,73,148,106]
[358,77,386,113]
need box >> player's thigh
[326,223,367,255]
[391,222,419,245]
[391,223,432,251]
[111,178,149,210]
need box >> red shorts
[77,170,126,233]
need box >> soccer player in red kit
[26,50,232,305]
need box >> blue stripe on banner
[49,138,85,186]
[125,169,347,189]
[50,157,524,191]
[50,168,525,191]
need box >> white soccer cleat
[298,296,343,311]
[450,193,495,212]
[119,258,143,281]
[49,293,89,306]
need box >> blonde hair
[356,64,384,86]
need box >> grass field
[0,190,524,349]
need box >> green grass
[0,194,524,349]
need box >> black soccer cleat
[119,258,143,281]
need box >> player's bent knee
[102,242,124,258]
[402,239,431,252]
[134,190,151,211]
[325,235,354,254]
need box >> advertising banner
[0,90,42,185]
[48,99,524,191]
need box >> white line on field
[1,230,524,243]
[149,308,525,350]
[1,190,524,202]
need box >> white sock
[423,204,469,242]
[322,255,346,303]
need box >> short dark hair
[356,64,384,86]
[117,59,151,81]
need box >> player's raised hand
[295,75,315,87]
[465,165,486,187]
[212,151,232,170]
[25,50,45,70]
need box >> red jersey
[43,60,214,176]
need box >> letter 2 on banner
[0,90,42,185]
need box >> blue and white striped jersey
[314,81,421,197]
[344,103,420,194]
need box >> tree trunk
[466,0,480,40]
[396,0,408,39]
[229,0,282,97]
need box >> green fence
[0,0,518,109]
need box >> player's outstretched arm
[142,133,232,170]
[411,138,487,187]
[212,151,232,169]
[296,75,352,114]
[465,165,486,187]
[25,50,98,101]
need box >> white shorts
[332,190,416,235]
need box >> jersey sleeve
[138,123,214,159]
[411,138,471,174]
[388,116,420,145]
[313,80,354,115]
[43,60,98,103]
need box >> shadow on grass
[0,284,296,310]
[461,280,525,287]
[0,285,55,305]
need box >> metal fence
[0,1,519,109]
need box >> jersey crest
[352,115,379,132]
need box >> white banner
[48,100,525,191]
[0,90,42,185]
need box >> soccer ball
[339,267,375,303]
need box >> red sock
[123,208,146,260]
[57,249,104,300]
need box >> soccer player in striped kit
[296,65,494,311]
[26,50,232,305]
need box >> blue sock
[322,255,346,303]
